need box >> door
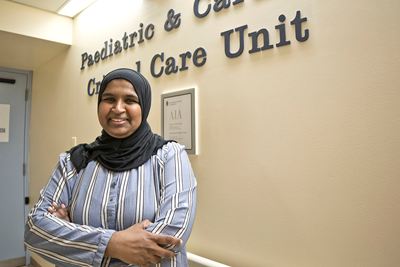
[0,68,31,266]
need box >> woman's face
[98,79,142,139]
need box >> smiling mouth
[111,118,126,122]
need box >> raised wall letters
[80,23,155,70]
[220,25,248,58]
[164,9,181,31]
[194,0,244,18]
[150,47,207,78]
[83,5,310,96]
[220,10,309,58]
[87,78,101,96]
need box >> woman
[24,68,197,267]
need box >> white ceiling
[6,0,70,14]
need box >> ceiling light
[58,0,97,18]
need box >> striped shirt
[24,142,197,267]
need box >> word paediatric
[80,23,154,70]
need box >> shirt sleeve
[24,153,115,267]
[146,142,197,252]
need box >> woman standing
[24,68,197,267]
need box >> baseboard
[30,257,41,267]
[0,257,26,267]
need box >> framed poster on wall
[161,88,196,155]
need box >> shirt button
[108,212,112,216]
[110,198,113,202]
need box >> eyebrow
[102,93,139,99]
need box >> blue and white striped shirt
[25,142,197,267]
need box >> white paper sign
[0,104,10,142]
[163,94,192,149]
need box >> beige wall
[0,0,72,44]
[25,0,400,266]
[0,1,72,70]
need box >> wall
[0,1,72,70]
[28,0,400,266]
[0,0,72,44]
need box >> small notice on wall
[161,88,196,154]
[0,104,10,142]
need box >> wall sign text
[83,0,309,96]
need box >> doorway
[0,67,32,266]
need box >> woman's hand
[47,203,181,267]
[47,202,71,222]
[105,220,182,267]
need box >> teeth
[112,119,124,122]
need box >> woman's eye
[126,99,138,104]
[103,98,114,102]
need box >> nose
[113,99,125,113]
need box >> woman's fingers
[152,234,183,246]
[140,219,153,229]
[137,221,182,258]
[47,206,55,213]
[105,221,181,266]
[146,234,182,259]
[48,202,71,222]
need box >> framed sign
[0,104,10,142]
[161,88,197,155]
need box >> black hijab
[69,68,170,173]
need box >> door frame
[0,66,32,265]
